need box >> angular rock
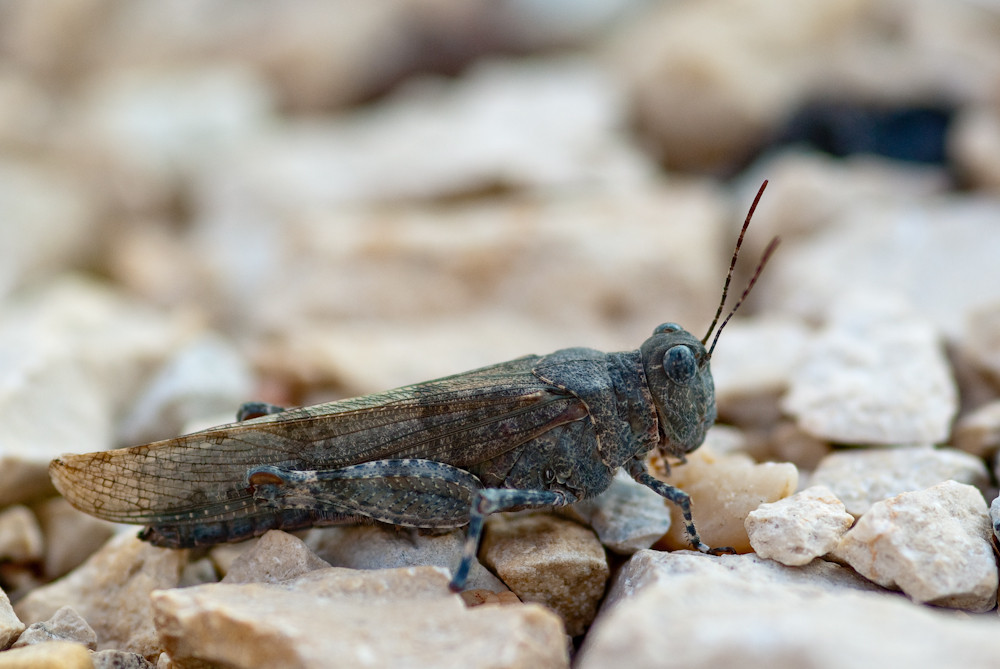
[560,470,672,555]
[305,525,506,593]
[833,481,997,611]
[14,533,187,657]
[221,530,329,585]
[0,640,92,669]
[655,448,798,553]
[0,506,43,563]
[11,606,96,650]
[953,399,1000,459]
[745,486,854,566]
[208,539,258,578]
[601,550,883,611]
[783,293,957,444]
[91,649,156,669]
[810,446,989,516]
[152,567,568,669]
[480,513,608,636]
[578,555,1000,669]
[0,588,24,650]
[991,495,1000,543]
[33,498,117,580]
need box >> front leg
[627,458,730,554]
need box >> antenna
[707,236,780,357]
[701,180,779,357]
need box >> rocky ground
[2,1,1000,668]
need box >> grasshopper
[50,182,777,591]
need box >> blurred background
[1,0,1000,468]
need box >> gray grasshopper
[50,182,777,591]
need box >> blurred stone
[92,650,156,669]
[481,513,608,636]
[745,485,854,566]
[0,588,24,650]
[177,558,218,588]
[0,278,192,507]
[152,567,568,669]
[14,533,187,657]
[950,105,1000,192]
[761,198,1000,341]
[207,539,257,579]
[655,448,798,553]
[736,151,949,261]
[763,422,832,471]
[11,606,96,650]
[560,470,672,555]
[810,446,989,517]
[0,640,92,669]
[833,481,997,612]
[195,164,727,381]
[578,550,1000,669]
[607,0,1000,174]
[116,334,254,446]
[952,400,1000,459]
[782,293,957,444]
[305,525,506,593]
[221,530,329,585]
[32,498,117,580]
[964,301,1000,386]
[0,160,100,300]
[0,506,43,563]
[710,316,811,428]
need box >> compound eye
[654,322,683,335]
[663,345,698,384]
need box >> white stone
[710,316,811,402]
[193,182,730,392]
[782,293,957,444]
[832,481,997,611]
[151,567,569,669]
[11,605,96,650]
[305,525,506,593]
[561,470,672,555]
[0,160,100,300]
[0,278,191,506]
[810,446,989,516]
[762,197,1000,341]
[578,555,1000,669]
[745,486,854,566]
[116,334,254,446]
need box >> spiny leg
[449,488,573,592]
[237,402,287,421]
[627,459,731,555]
